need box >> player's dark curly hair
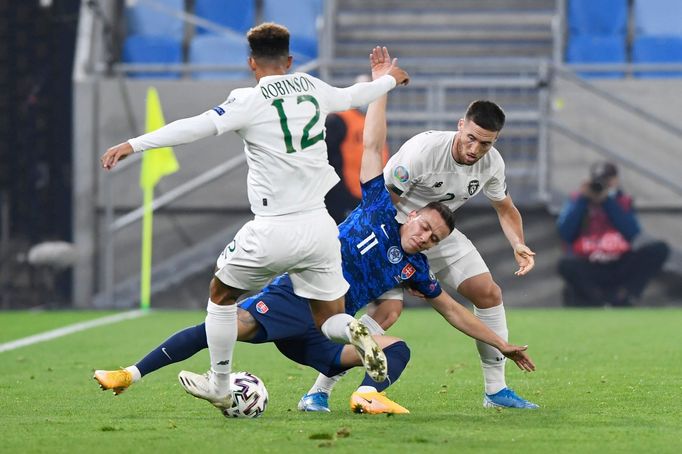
[418,202,456,233]
[465,100,506,132]
[247,22,290,61]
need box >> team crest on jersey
[400,263,416,280]
[393,165,409,183]
[255,301,269,314]
[212,106,226,116]
[387,246,403,264]
[467,180,480,196]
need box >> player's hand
[370,46,410,85]
[101,142,134,170]
[500,343,536,372]
[513,243,536,276]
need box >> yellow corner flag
[140,87,179,189]
[139,87,180,311]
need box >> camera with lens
[588,161,618,195]
[588,178,606,193]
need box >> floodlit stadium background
[2,0,682,309]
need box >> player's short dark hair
[247,22,290,61]
[418,202,455,233]
[464,100,506,132]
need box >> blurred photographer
[556,161,669,306]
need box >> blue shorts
[238,274,347,377]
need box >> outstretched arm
[359,48,392,183]
[427,290,536,372]
[491,195,536,276]
[101,113,217,170]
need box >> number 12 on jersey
[271,95,324,153]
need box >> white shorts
[215,209,349,301]
[434,247,490,289]
[423,228,476,272]
[425,229,489,288]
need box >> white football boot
[178,370,233,411]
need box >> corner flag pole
[140,186,154,311]
[139,87,179,311]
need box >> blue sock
[136,323,207,377]
[360,341,410,392]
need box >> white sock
[474,304,508,395]
[321,313,355,343]
[359,314,385,335]
[356,385,377,393]
[125,366,141,382]
[308,315,383,398]
[205,300,237,394]
[307,370,348,397]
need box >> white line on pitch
[0,310,148,353]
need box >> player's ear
[457,119,464,130]
[285,55,293,69]
[407,210,418,221]
[247,56,257,71]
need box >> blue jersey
[339,175,442,315]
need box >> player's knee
[473,281,502,308]
[209,277,242,305]
[380,310,401,330]
[310,298,346,330]
[372,299,403,330]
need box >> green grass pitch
[1,308,680,453]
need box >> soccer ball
[221,371,269,418]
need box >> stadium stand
[332,0,555,64]
[188,34,250,79]
[567,0,628,35]
[125,0,184,38]
[114,0,331,86]
[634,0,682,36]
[565,0,628,78]
[632,36,682,78]
[262,0,323,62]
[632,0,682,78]
[565,34,626,78]
[193,0,255,35]
[122,0,185,78]
[122,34,183,79]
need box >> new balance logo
[217,360,230,366]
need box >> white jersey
[206,73,356,216]
[383,130,507,223]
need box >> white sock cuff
[207,300,237,316]
[356,385,377,393]
[125,366,141,382]
[359,314,385,335]
[474,303,505,318]
[321,313,355,343]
